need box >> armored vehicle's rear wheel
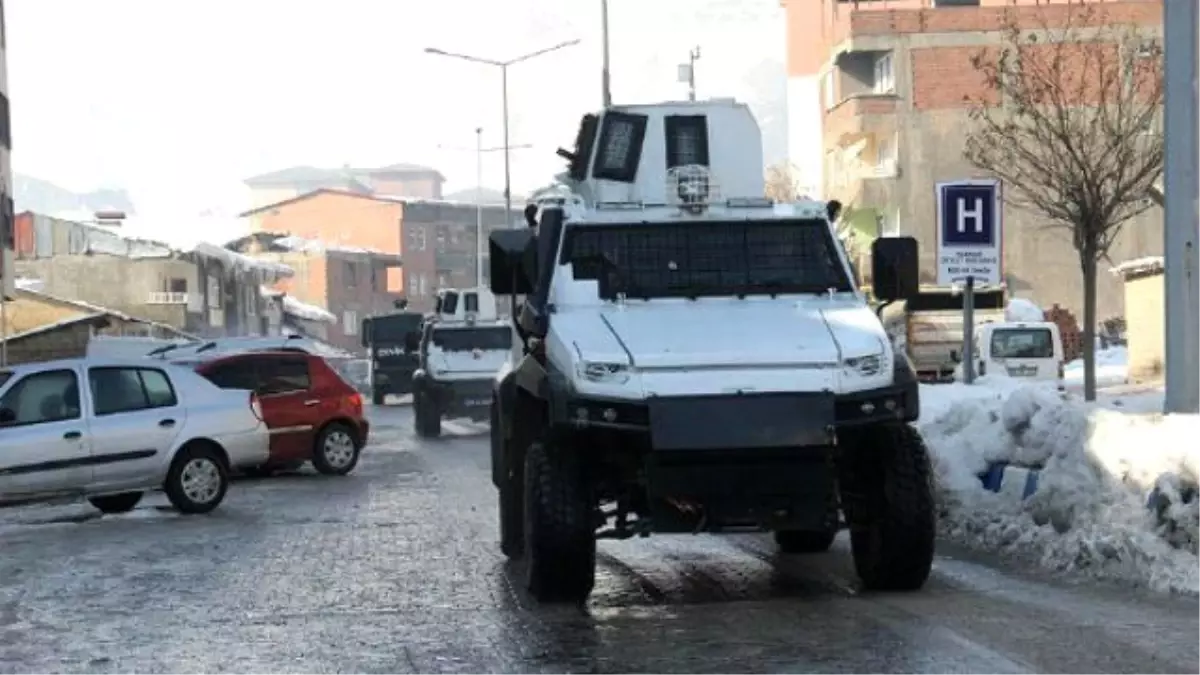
[523,439,596,603]
[839,422,936,591]
[774,529,837,554]
[372,389,385,405]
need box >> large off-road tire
[774,529,837,554]
[839,423,936,591]
[312,422,361,476]
[88,492,143,514]
[163,444,230,515]
[523,440,596,603]
[414,389,441,438]
[495,405,524,558]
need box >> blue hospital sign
[936,179,1003,285]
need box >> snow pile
[1006,297,1045,322]
[919,381,1199,594]
[1111,256,1164,278]
[1064,346,1129,388]
[281,295,337,324]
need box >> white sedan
[0,356,270,514]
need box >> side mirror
[871,236,919,302]
[949,350,961,363]
[0,407,14,425]
[489,229,537,296]
[403,332,421,352]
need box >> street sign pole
[963,275,975,384]
[937,179,1002,385]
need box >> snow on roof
[281,295,337,324]
[271,234,383,255]
[1111,256,1164,278]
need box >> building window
[344,260,357,287]
[436,227,447,251]
[207,275,222,309]
[875,133,897,175]
[370,266,379,291]
[873,53,895,94]
[343,310,358,336]
[823,71,836,110]
[437,272,449,288]
[164,277,187,293]
[409,226,426,251]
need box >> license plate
[463,398,490,407]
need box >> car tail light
[347,392,363,414]
[250,393,264,422]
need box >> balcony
[147,291,189,305]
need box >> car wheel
[312,423,361,476]
[164,444,230,514]
[88,492,143,514]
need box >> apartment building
[782,0,1163,318]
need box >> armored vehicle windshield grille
[560,219,852,300]
[365,314,423,343]
[431,326,512,352]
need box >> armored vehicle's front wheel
[839,423,936,591]
[523,440,596,603]
[774,529,837,554]
[414,389,441,438]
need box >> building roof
[238,188,519,218]
[244,164,446,187]
[2,287,198,342]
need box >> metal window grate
[562,219,851,299]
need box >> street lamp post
[425,39,581,225]
[439,135,534,286]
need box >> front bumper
[426,377,494,418]
[554,383,919,447]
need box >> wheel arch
[315,417,361,448]
[175,437,232,472]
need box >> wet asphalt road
[0,404,1197,674]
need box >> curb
[978,462,1040,499]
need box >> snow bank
[1006,298,1045,322]
[1064,346,1129,388]
[281,295,337,324]
[272,235,382,255]
[919,381,1199,594]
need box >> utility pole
[601,0,612,107]
[1163,0,1200,414]
[475,127,484,287]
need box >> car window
[258,356,311,395]
[139,369,179,408]
[0,371,11,389]
[0,369,81,426]
[201,360,259,390]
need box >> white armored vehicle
[486,98,932,603]
[412,286,512,437]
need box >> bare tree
[764,163,802,202]
[963,1,1163,401]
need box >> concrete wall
[14,255,194,327]
[1123,271,1164,381]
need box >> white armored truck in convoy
[411,286,513,437]
[486,98,933,603]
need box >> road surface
[0,404,1196,673]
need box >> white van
[954,321,1064,384]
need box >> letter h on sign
[940,184,995,247]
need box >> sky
[7,0,785,220]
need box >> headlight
[843,352,884,377]
[577,361,631,384]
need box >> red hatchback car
[180,350,369,477]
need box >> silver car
[0,357,270,514]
